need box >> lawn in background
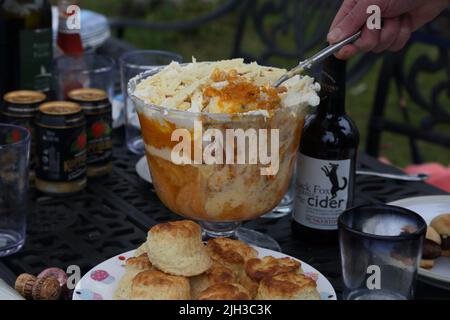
[75,0,450,168]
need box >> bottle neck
[58,0,80,34]
[318,56,347,116]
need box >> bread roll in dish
[146,220,211,276]
[241,256,302,297]
[114,254,152,300]
[430,214,450,257]
[206,238,257,276]
[131,270,190,300]
[421,226,442,269]
[197,283,251,300]
[190,262,237,299]
[255,272,320,300]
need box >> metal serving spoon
[356,170,429,182]
[272,31,362,87]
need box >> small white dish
[135,156,152,184]
[389,195,450,290]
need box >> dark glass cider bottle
[292,56,360,244]
[0,0,53,97]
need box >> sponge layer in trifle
[130,59,320,222]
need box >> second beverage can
[68,88,113,177]
[35,101,87,195]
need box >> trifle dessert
[130,59,319,230]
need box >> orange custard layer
[138,112,304,221]
[132,59,319,222]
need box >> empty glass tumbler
[120,50,182,154]
[339,204,426,300]
[53,53,116,100]
[0,124,30,257]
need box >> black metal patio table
[0,128,448,300]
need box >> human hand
[328,0,450,59]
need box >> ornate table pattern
[0,129,448,299]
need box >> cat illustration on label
[321,163,347,199]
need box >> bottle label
[19,28,52,92]
[294,153,351,230]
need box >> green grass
[76,0,449,167]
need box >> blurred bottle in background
[56,0,83,57]
[55,0,84,98]
[0,0,53,98]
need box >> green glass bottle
[0,0,53,97]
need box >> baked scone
[146,220,211,276]
[255,272,320,300]
[134,243,148,257]
[197,283,251,300]
[421,226,442,269]
[131,269,190,300]
[190,262,237,299]
[430,213,450,257]
[241,256,302,298]
[114,253,152,300]
[207,238,257,276]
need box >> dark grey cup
[338,204,426,300]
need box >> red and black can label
[35,125,87,182]
[35,102,87,191]
[68,88,112,176]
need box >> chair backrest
[108,0,376,84]
[366,11,450,164]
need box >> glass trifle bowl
[129,59,320,250]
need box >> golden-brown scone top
[245,256,301,281]
[430,214,450,236]
[256,272,320,300]
[190,262,237,299]
[197,283,251,300]
[207,238,257,274]
[150,219,201,238]
[240,256,302,298]
[126,253,152,270]
[131,270,190,300]
[113,253,153,300]
[146,220,211,276]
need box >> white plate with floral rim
[389,195,450,290]
[73,246,337,300]
[135,156,152,184]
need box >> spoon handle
[273,31,362,87]
[356,170,429,182]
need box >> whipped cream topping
[133,59,320,114]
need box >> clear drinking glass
[0,124,30,257]
[129,69,308,251]
[120,50,182,154]
[53,53,116,100]
[262,165,296,219]
[339,204,426,300]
